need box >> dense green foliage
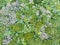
[0,0,60,45]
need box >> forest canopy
[0,0,60,45]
